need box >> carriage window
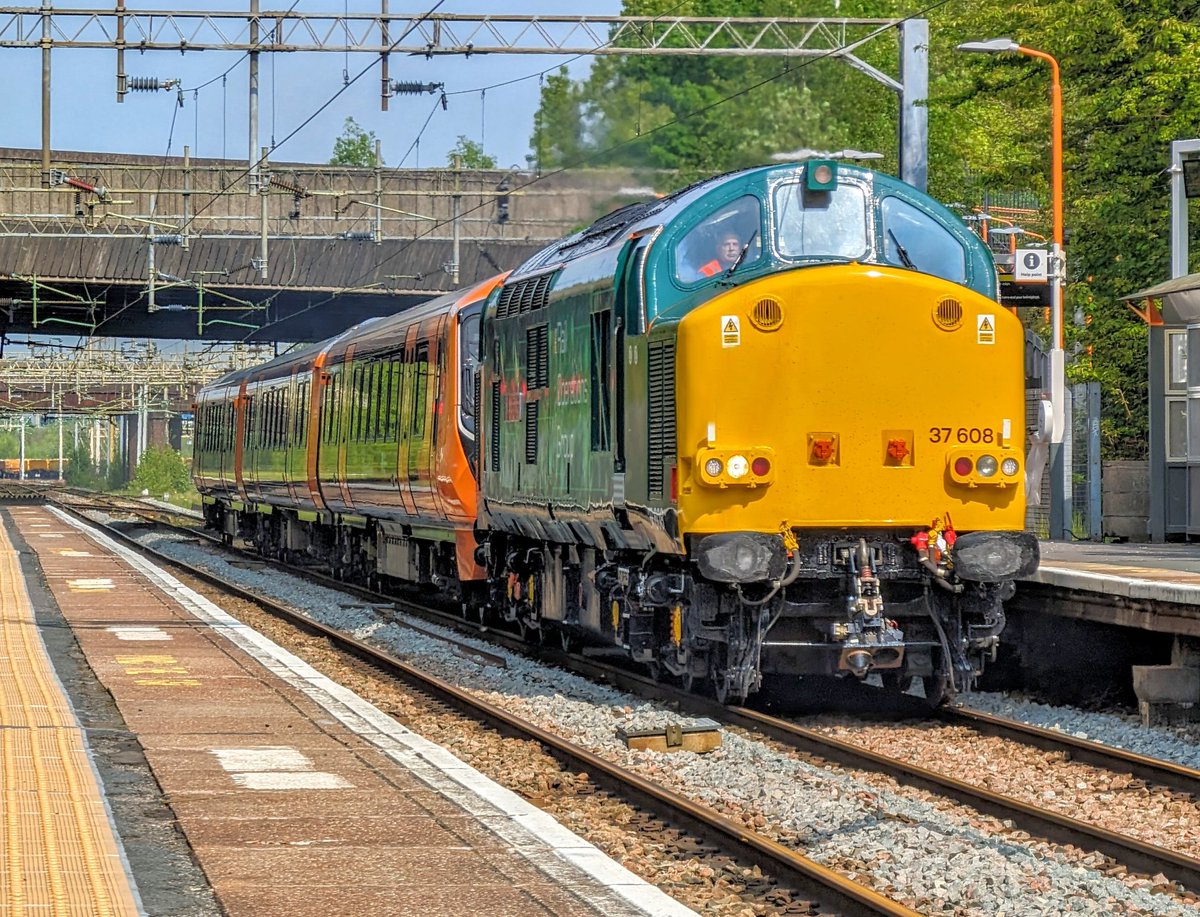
[880,197,967,283]
[674,195,763,284]
[773,181,867,260]
[459,311,481,438]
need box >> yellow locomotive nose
[673,263,1028,538]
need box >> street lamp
[958,37,1069,540]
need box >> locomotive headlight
[977,455,999,477]
[1001,457,1019,476]
[727,454,749,479]
[704,457,724,478]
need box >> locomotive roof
[506,162,975,281]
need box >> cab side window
[674,194,763,284]
[880,196,967,284]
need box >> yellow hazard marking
[133,679,201,687]
[119,653,199,686]
[977,313,996,345]
[721,314,741,348]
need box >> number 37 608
[929,427,997,444]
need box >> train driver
[697,232,744,278]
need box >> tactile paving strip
[0,515,141,916]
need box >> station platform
[1029,541,1200,605]
[0,504,696,917]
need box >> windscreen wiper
[888,229,917,269]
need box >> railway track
[53,490,1200,904]
[47,494,918,917]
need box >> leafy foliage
[448,135,497,169]
[330,117,381,166]
[530,0,1200,458]
[130,446,192,498]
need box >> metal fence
[1071,381,1102,540]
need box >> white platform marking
[234,772,353,790]
[212,746,312,772]
[106,626,171,642]
[68,577,115,592]
[211,746,351,790]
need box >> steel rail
[47,498,918,917]
[53,492,1200,897]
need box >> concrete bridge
[0,148,652,342]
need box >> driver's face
[718,236,741,264]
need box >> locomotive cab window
[674,194,763,284]
[458,310,481,439]
[773,181,867,261]
[880,196,967,284]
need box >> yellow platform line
[0,518,141,916]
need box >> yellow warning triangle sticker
[979,317,993,331]
[724,319,737,332]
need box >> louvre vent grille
[526,324,549,389]
[497,272,554,318]
[750,297,784,331]
[524,401,539,465]
[933,297,964,331]
[489,380,501,472]
[647,339,676,501]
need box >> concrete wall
[1103,459,1150,541]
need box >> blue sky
[6,1,622,168]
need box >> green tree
[531,68,588,171]
[130,446,193,498]
[448,135,497,169]
[330,117,381,166]
[63,442,104,490]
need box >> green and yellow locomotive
[476,160,1037,703]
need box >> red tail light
[954,457,973,476]
[752,456,771,476]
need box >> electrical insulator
[391,80,444,96]
[151,234,183,246]
[129,76,182,93]
[341,231,374,242]
[495,178,511,225]
[269,176,308,197]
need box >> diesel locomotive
[194,160,1038,705]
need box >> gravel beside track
[964,693,1200,770]
[808,718,1200,860]
[93,524,1200,917]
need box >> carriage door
[612,231,654,502]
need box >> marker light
[727,454,749,479]
[704,457,724,477]
[977,455,999,477]
[1001,457,1019,476]
[954,457,973,476]
[752,456,771,476]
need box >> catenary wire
[237,0,956,342]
